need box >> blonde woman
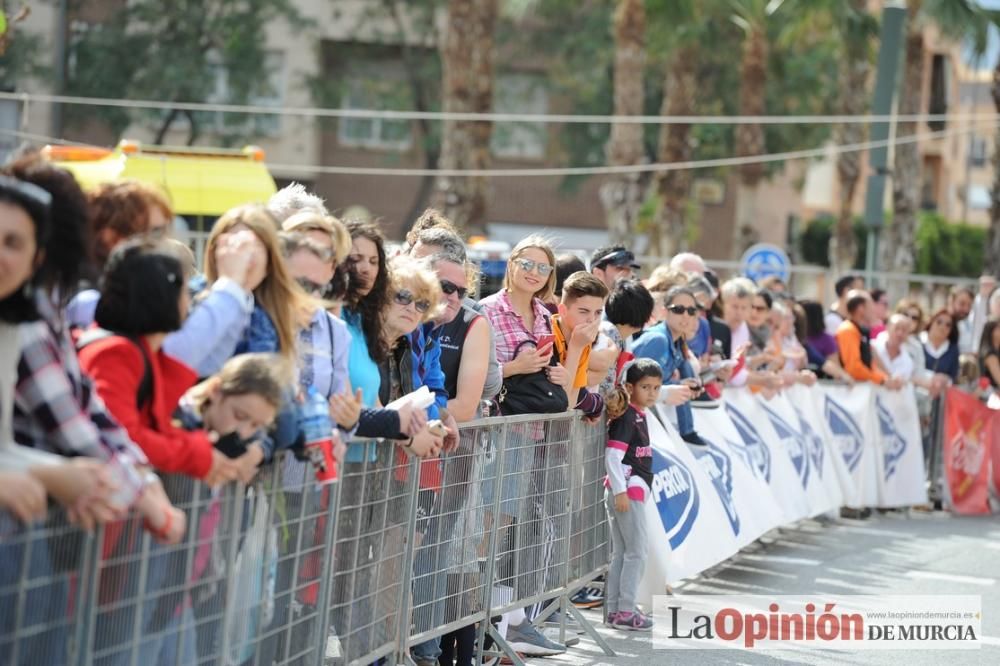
[477,235,570,656]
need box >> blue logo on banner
[824,396,864,471]
[875,397,906,480]
[761,404,810,489]
[650,449,700,549]
[794,407,825,480]
[691,440,741,536]
[724,403,772,482]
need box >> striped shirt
[478,289,553,365]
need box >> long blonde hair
[504,235,557,301]
[205,204,313,359]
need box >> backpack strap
[77,329,153,411]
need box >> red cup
[306,437,338,484]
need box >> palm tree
[599,0,647,245]
[829,0,877,274]
[434,0,500,237]
[648,0,702,258]
[726,0,788,259]
[886,0,987,277]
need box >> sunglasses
[514,258,553,277]
[907,313,921,321]
[751,304,770,312]
[439,279,468,300]
[394,289,431,314]
[297,277,333,298]
[667,304,699,316]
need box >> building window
[927,54,949,132]
[204,51,286,137]
[491,73,548,160]
[969,136,988,168]
[337,77,413,151]
[967,184,991,211]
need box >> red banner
[942,388,995,515]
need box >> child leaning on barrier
[603,358,662,632]
[175,353,288,473]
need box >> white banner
[813,384,883,508]
[784,383,854,508]
[720,389,813,522]
[689,405,786,543]
[757,390,843,516]
[639,383,925,590]
[643,408,741,584]
[872,385,928,507]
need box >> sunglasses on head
[394,289,431,314]
[514,257,553,277]
[594,249,638,269]
[439,279,468,299]
[667,304,699,316]
[296,277,333,298]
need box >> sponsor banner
[643,408,741,584]
[652,595,982,650]
[756,391,842,517]
[874,385,928,507]
[784,384,853,508]
[723,390,812,522]
[815,384,883,508]
[943,387,995,515]
[690,404,787,543]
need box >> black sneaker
[681,431,708,447]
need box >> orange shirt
[553,315,591,389]
[835,319,886,384]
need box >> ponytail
[606,386,630,421]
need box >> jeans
[604,490,648,615]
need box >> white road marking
[904,571,996,586]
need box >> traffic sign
[740,243,790,283]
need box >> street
[544,510,1000,665]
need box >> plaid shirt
[478,289,553,365]
[13,302,146,463]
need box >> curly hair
[3,152,94,305]
[345,218,390,363]
[89,180,172,267]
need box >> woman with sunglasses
[921,308,960,382]
[479,235,560,380]
[632,287,708,446]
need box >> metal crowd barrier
[0,409,610,666]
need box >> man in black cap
[590,244,640,292]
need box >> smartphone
[535,334,555,350]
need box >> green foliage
[912,212,986,278]
[65,0,301,142]
[799,215,868,269]
[800,212,986,277]
[0,27,48,88]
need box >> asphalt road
[538,510,1000,666]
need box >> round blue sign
[740,243,790,282]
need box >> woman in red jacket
[78,239,247,485]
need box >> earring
[21,282,34,300]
